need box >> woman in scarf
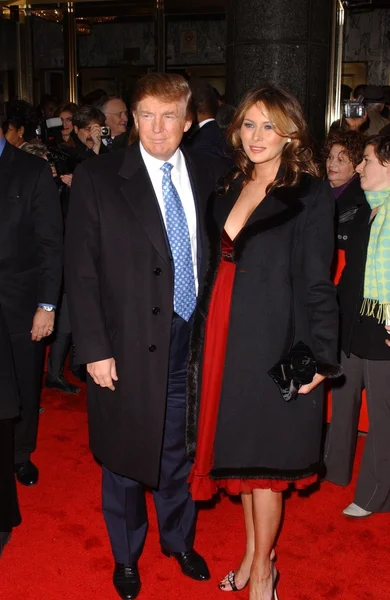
[325,134,390,518]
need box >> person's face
[5,123,24,147]
[74,121,99,149]
[239,102,288,168]
[104,98,128,137]
[326,144,355,188]
[60,111,73,135]
[133,95,192,160]
[44,101,56,119]
[356,144,390,191]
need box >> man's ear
[19,125,25,138]
[183,119,192,133]
[73,126,79,135]
[132,111,139,130]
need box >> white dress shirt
[139,142,198,293]
[198,118,216,128]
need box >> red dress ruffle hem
[189,230,317,501]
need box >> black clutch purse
[268,341,317,402]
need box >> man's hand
[90,123,102,155]
[345,113,368,131]
[87,358,118,391]
[298,372,326,395]
[60,174,73,187]
[31,307,55,341]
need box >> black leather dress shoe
[0,531,12,558]
[113,563,141,600]
[14,460,39,486]
[162,548,210,581]
[45,375,81,394]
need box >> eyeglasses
[105,111,129,118]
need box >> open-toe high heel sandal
[218,570,248,593]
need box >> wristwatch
[38,304,55,312]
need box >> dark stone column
[226,0,334,141]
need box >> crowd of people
[0,74,389,600]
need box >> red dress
[189,230,317,501]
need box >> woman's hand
[298,372,326,395]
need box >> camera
[36,117,63,146]
[100,126,111,138]
[343,96,366,119]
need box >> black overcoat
[338,197,390,360]
[334,176,366,250]
[0,142,63,334]
[0,303,20,420]
[187,174,341,480]
[65,142,225,487]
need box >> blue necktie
[161,162,196,321]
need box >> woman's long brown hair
[225,85,319,193]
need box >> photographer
[22,140,80,395]
[332,85,389,136]
[65,106,108,163]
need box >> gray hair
[22,140,48,158]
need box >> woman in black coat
[323,129,366,250]
[186,86,341,599]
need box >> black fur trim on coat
[186,183,306,459]
[316,363,344,378]
[210,463,320,481]
[186,199,220,459]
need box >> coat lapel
[118,144,171,266]
[211,174,308,262]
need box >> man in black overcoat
[0,128,63,486]
[0,302,21,558]
[65,73,226,600]
[187,78,232,167]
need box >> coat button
[152,307,160,315]
[154,268,162,275]
[149,344,157,352]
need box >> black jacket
[110,131,130,151]
[338,198,390,360]
[0,142,63,333]
[64,132,108,162]
[65,142,226,486]
[187,120,232,168]
[0,303,20,420]
[187,174,341,480]
[334,176,366,250]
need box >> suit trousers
[10,332,45,464]
[0,419,21,531]
[325,351,390,512]
[102,313,197,564]
[47,293,72,379]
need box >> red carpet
[2,380,390,600]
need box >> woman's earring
[287,138,292,143]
